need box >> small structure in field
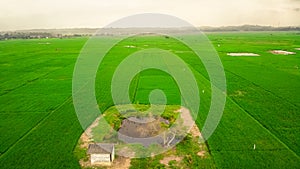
[87,143,115,166]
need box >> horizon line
[2,24,300,32]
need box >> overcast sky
[0,0,299,31]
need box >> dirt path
[109,157,131,169]
[177,107,194,128]
[176,107,203,139]
[85,116,101,138]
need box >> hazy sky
[0,0,299,31]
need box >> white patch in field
[38,42,51,45]
[124,45,136,48]
[227,53,259,57]
[295,48,300,50]
[202,90,205,93]
[217,44,220,47]
[270,50,296,55]
[253,144,256,150]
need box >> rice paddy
[0,31,299,168]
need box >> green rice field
[0,32,299,168]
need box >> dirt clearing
[270,50,296,55]
[227,53,259,56]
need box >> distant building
[87,143,115,166]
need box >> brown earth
[270,50,296,55]
[160,155,183,167]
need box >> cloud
[0,0,299,31]
[294,8,300,12]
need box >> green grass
[101,104,180,128]
[0,32,299,168]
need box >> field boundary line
[227,94,300,159]
[131,56,143,103]
[225,69,300,155]
[0,111,46,114]
[189,59,300,159]
[132,73,141,103]
[226,67,299,108]
[184,59,299,159]
[0,95,73,159]
[131,60,142,103]
[225,64,299,109]
[161,55,218,167]
[211,148,289,152]
[0,63,75,97]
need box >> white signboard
[91,154,110,163]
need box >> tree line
[0,32,84,40]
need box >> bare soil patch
[227,53,259,57]
[160,155,183,167]
[124,45,136,48]
[177,107,202,138]
[118,117,163,138]
[85,116,101,139]
[197,150,206,158]
[177,107,194,127]
[80,132,91,149]
[118,146,136,157]
[109,156,131,169]
[189,124,202,138]
[270,50,296,55]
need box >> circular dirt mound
[118,117,164,138]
